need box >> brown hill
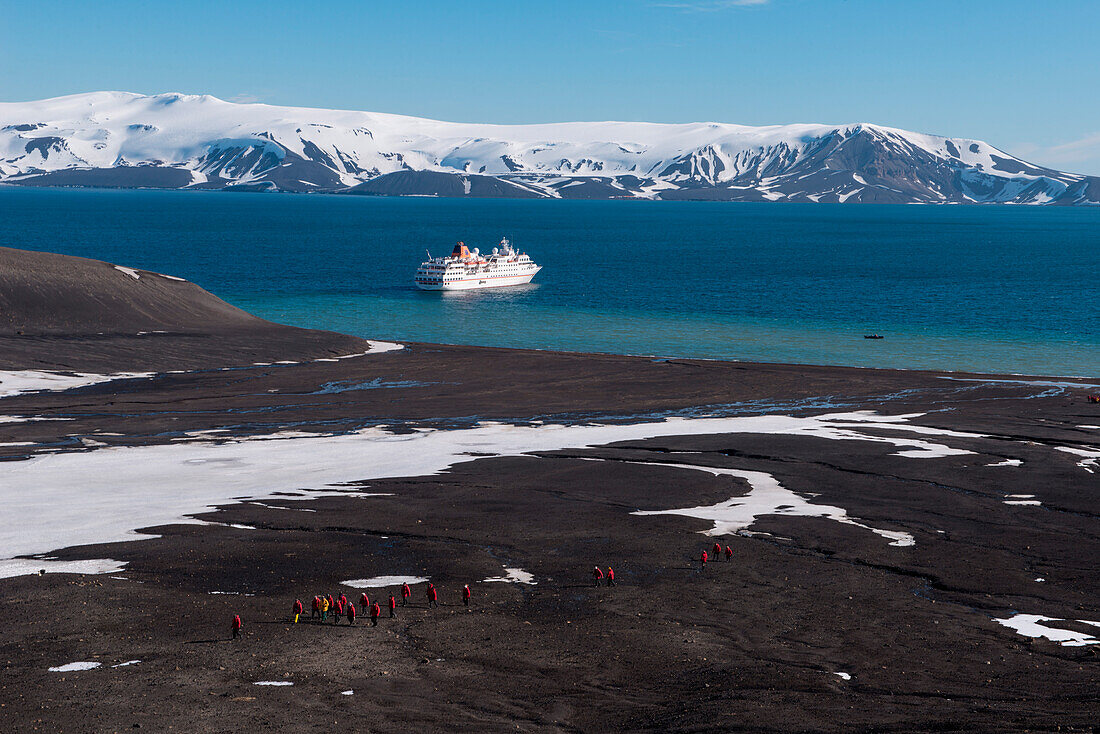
[0,246,370,371]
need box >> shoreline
[1,246,1097,731]
[6,181,1100,207]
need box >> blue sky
[2,0,1099,174]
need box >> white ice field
[1,406,1000,579]
[3,367,1098,649]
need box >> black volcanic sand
[0,246,368,371]
[1,341,1098,732]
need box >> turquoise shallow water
[1,188,1097,376]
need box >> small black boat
[863,334,884,339]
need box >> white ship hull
[416,269,540,291]
[415,238,540,291]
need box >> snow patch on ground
[1055,446,1100,473]
[0,370,153,398]
[0,411,986,575]
[49,662,101,672]
[0,342,399,402]
[988,459,1022,467]
[112,660,141,667]
[628,457,914,546]
[341,690,354,695]
[993,614,1100,646]
[483,567,536,585]
[254,681,294,686]
[0,415,73,424]
[341,575,428,589]
[113,265,140,279]
[0,557,126,579]
[208,591,254,596]
[342,341,404,357]
[833,672,851,680]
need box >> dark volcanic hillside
[0,246,370,371]
[2,92,1097,204]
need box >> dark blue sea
[1,187,1097,376]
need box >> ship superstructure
[415,238,541,291]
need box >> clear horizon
[3,0,1099,175]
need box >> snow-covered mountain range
[1,92,1097,204]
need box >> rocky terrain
[0,247,1097,731]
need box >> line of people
[231,547,732,639]
[232,580,479,637]
[237,547,740,639]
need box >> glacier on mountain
[1,92,1096,204]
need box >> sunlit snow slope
[1,92,1097,204]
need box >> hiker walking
[312,596,320,620]
[370,602,381,626]
[593,566,604,587]
[347,602,356,625]
[462,584,471,607]
[606,567,615,587]
[293,598,304,623]
[321,595,330,621]
[360,592,370,611]
[725,545,733,562]
[713,542,722,561]
[700,549,708,570]
[389,594,397,618]
[401,582,411,606]
[232,614,242,640]
[427,583,438,608]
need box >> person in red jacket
[347,602,356,625]
[700,549,708,570]
[725,545,733,562]
[370,601,381,626]
[462,584,471,607]
[293,598,304,623]
[327,594,335,615]
[427,583,438,608]
[333,598,343,624]
[232,614,242,640]
[360,592,369,611]
[401,582,411,606]
[713,542,722,560]
[389,594,397,618]
[311,596,320,620]
[593,566,604,587]
[339,593,348,610]
[606,567,615,587]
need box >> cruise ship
[415,238,541,291]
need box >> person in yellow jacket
[321,595,330,621]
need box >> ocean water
[0,187,1097,377]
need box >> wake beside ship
[415,238,541,291]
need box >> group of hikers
[592,566,615,586]
[700,541,734,569]
[233,547,727,637]
[231,580,474,638]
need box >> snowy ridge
[1,92,1097,204]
